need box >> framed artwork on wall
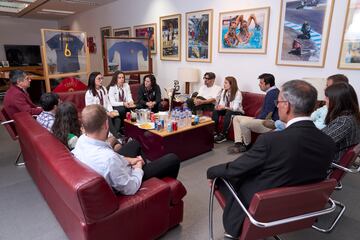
[160,14,181,61]
[103,37,151,75]
[338,0,360,70]
[113,27,132,37]
[100,26,112,66]
[218,7,270,54]
[186,9,213,62]
[134,23,157,54]
[276,0,334,67]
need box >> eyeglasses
[274,100,288,106]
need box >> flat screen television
[4,45,42,66]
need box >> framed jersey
[103,37,152,75]
[41,29,90,92]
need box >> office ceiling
[0,0,117,20]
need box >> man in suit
[207,80,336,239]
[3,70,43,119]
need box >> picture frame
[276,0,334,67]
[186,9,213,62]
[218,7,270,54]
[100,26,112,66]
[113,27,132,37]
[134,23,157,54]
[41,29,88,76]
[338,0,360,70]
[160,14,181,61]
[103,37,151,76]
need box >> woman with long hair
[213,76,244,143]
[137,74,161,113]
[322,82,360,162]
[107,71,135,131]
[85,71,121,138]
[51,102,81,150]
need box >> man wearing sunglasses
[186,72,221,114]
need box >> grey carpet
[0,124,359,240]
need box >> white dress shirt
[72,135,144,195]
[216,89,244,113]
[108,83,134,107]
[198,84,222,101]
[85,87,113,112]
[286,116,312,128]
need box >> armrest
[209,177,336,239]
[331,162,360,174]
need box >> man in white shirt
[186,72,222,114]
[72,104,180,195]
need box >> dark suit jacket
[207,120,335,237]
[3,85,43,119]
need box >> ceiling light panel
[0,1,29,13]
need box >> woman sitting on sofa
[107,71,136,132]
[52,101,122,151]
[213,76,244,143]
[85,72,121,138]
[322,82,360,163]
[52,102,81,150]
[137,74,162,113]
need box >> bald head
[81,105,107,134]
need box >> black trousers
[186,97,214,114]
[113,106,130,130]
[217,179,247,238]
[212,110,243,135]
[108,116,121,138]
[118,139,180,181]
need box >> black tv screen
[4,45,42,66]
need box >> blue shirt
[256,87,279,120]
[36,111,55,131]
[47,33,84,73]
[72,135,143,195]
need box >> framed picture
[100,26,112,64]
[338,0,360,70]
[186,9,213,62]
[218,7,270,54]
[113,27,131,37]
[41,29,88,75]
[160,14,181,61]
[134,24,157,54]
[276,0,334,67]
[103,37,151,75]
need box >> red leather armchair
[313,143,360,232]
[0,108,23,166]
[209,177,337,240]
[13,112,187,240]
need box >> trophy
[165,87,174,114]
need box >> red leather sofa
[13,112,187,240]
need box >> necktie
[119,88,125,102]
[98,90,104,106]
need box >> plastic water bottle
[179,111,185,128]
[186,109,192,127]
[171,110,176,121]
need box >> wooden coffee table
[124,118,214,161]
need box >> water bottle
[171,110,176,121]
[180,111,185,128]
[186,109,192,127]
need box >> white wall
[0,16,58,60]
[60,0,360,98]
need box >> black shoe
[214,133,227,143]
[224,232,238,239]
[227,142,247,154]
